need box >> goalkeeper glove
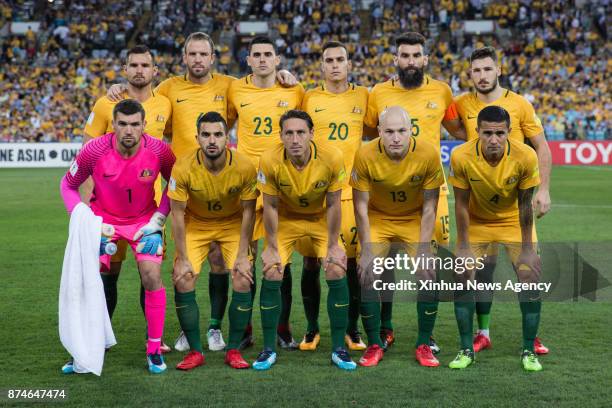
[133,212,166,256]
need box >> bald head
[379,106,411,129]
[378,106,412,160]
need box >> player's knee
[263,266,283,281]
[232,274,250,292]
[303,256,321,270]
[174,273,196,292]
[324,261,346,280]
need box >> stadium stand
[0,0,609,142]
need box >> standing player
[108,33,298,352]
[455,46,551,354]
[228,36,305,349]
[60,99,175,373]
[168,112,257,370]
[83,46,172,352]
[448,105,544,371]
[253,110,355,371]
[296,41,368,351]
[364,32,465,350]
[351,106,444,368]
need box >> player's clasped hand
[323,243,347,274]
[233,254,254,284]
[516,247,542,283]
[261,246,282,277]
[133,212,166,256]
[172,257,194,284]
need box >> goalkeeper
[59,99,176,374]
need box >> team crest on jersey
[140,169,153,178]
[156,114,165,122]
[426,101,438,109]
[277,100,289,108]
[410,175,423,182]
[228,185,240,194]
[314,180,328,189]
[505,175,518,185]
[214,94,225,101]
[351,106,362,114]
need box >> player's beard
[397,65,424,89]
[475,79,498,95]
[204,147,224,160]
[188,64,210,79]
[128,76,152,89]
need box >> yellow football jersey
[448,138,540,224]
[228,75,305,167]
[364,76,454,147]
[350,136,444,218]
[302,83,368,200]
[155,73,235,158]
[257,142,345,218]
[83,93,171,139]
[168,148,258,224]
[455,89,544,141]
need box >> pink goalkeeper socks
[145,287,166,354]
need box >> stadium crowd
[0,0,609,142]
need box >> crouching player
[448,105,543,371]
[60,99,175,374]
[351,106,444,367]
[254,109,355,371]
[168,112,257,370]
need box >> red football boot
[415,344,440,367]
[534,337,549,355]
[358,344,384,367]
[176,351,205,371]
[225,349,250,369]
[473,333,492,352]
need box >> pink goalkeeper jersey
[64,133,175,225]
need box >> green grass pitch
[1,166,611,407]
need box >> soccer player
[253,110,355,371]
[228,36,305,349]
[296,41,368,351]
[455,46,551,354]
[60,99,175,373]
[448,105,544,371]
[351,106,444,367]
[108,33,297,352]
[83,46,172,352]
[168,112,257,370]
[363,32,465,350]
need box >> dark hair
[126,45,154,65]
[395,32,426,49]
[112,99,145,121]
[248,35,277,54]
[322,41,348,57]
[183,32,215,55]
[477,105,510,129]
[470,46,498,65]
[279,110,314,132]
[197,111,228,133]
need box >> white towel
[59,202,116,376]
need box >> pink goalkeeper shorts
[99,220,162,272]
